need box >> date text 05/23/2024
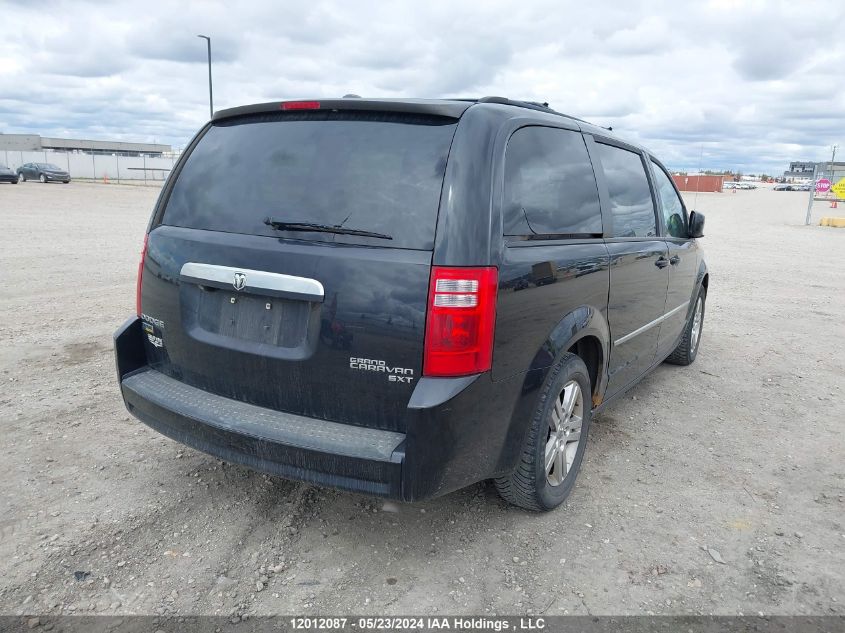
[289,617,547,631]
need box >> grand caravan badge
[349,357,414,384]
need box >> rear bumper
[115,317,403,497]
[115,316,537,502]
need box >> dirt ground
[1,181,843,618]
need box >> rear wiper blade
[263,217,392,240]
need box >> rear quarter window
[160,111,458,250]
[503,126,602,237]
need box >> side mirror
[689,211,705,238]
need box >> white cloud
[0,0,843,173]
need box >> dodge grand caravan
[114,97,708,511]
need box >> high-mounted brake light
[135,234,148,316]
[280,101,321,110]
[423,266,498,377]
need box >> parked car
[723,181,737,189]
[16,162,70,183]
[115,97,708,511]
[513,279,530,292]
[774,184,794,191]
[0,164,18,184]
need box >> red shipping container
[672,175,725,193]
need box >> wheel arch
[689,262,709,319]
[524,304,609,403]
[567,334,604,407]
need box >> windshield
[161,111,458,250]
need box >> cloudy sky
[1,0,843,174]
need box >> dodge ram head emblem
[233,272,247,291]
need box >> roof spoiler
[212,99,472,123]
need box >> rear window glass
[161,111,458,249]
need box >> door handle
[669,255,680,266]
[655,257,669,269]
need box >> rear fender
[493,305,609,475]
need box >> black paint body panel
[603,239,669,397]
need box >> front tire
[495,353,592,511]
[39,173,47,183]
[665,287,706,366]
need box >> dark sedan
[16,162,71,183]
[0,164,18,184]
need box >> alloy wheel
[690,297,703,351]
[545,380,584,487]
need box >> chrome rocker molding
[614,301,689,346]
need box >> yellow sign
[832,178,845,199]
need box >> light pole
[197,35,213,119]
[804,163,817,225]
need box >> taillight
[280,101,320,110]
[135,234,148,316]
[423,266,498,377]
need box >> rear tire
[18,173,25,183]
[494,352,592,511]
[39,173,47,183]
[665,287,705,366]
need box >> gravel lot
[1,181,843,618]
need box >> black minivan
[115,97,708,511]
